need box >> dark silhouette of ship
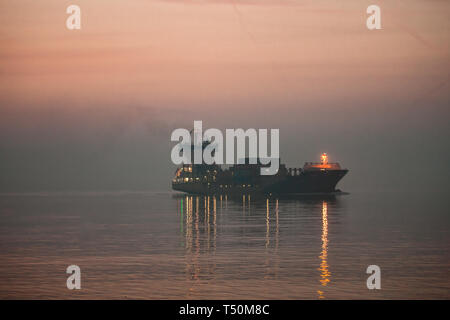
[172,140,348,195]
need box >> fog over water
[1,101,449,193]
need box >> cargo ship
[172,141,348,195]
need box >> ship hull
[172,169,348,195]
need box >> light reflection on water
[181,195,333,299]
[0,191,449,299]
[318,201,330,299]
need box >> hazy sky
[0,0,449,192]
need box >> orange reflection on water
[318,201,331,299]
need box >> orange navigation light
[321,153,328,165]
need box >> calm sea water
[0,191,448,299]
